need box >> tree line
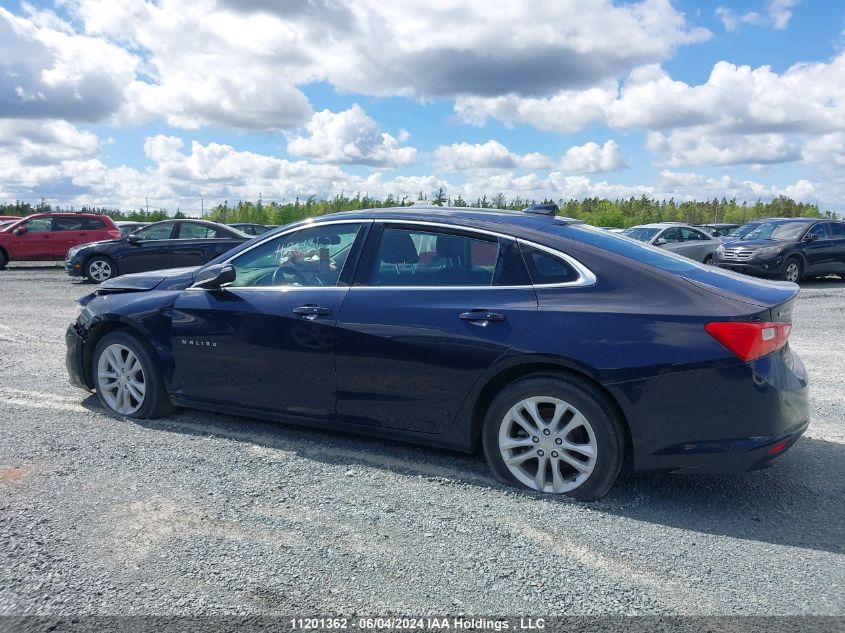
[1,192,836,227]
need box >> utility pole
[145,197,149,214]
[201,197,204,218]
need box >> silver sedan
[623,223,718,264]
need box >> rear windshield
[561,224,706,274]
[622,227,659,242]
[743,222,809,241]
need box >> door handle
[293,305,332,320]
[460,309,506,327]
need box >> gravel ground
[1,263,843,615]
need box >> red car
[0,213,121,268]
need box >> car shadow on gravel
[81,395,844,555]
[799,275,845,289]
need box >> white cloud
[561,140,626,173]
[715,1,798,32]
[0,7,137,122]
[646,129,800,166]
[286,105,417,167]
[801,132,845,168]
[435,141,552,171]
[0,119,99,163]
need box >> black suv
[715,218,845,282]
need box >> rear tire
[782,257,803,283]
[482,374,624,501]
[85,256,117,283]
[0,249,7,269]
[92,331,174,419]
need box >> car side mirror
[654,237,667,246]
[126,234,142,245]
[14,227,27,236]
[193,263,236,289]
[803,233,819,242]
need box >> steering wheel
[272,266,308,286]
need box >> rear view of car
[0,213,120,269]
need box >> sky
[0,0,843,216]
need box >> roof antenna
[522,203,558,216]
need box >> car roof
[309,205,582,232]
[749,217,818,225]
[627,222,697,229]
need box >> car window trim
[192,217,596,291]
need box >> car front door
[170,221,367,416]
[333,223,538,433]
[10,217,54,260]
[118,222,176,274]
[653,227,683,255]
[801,222,833,274]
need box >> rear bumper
[65,324,90,389]
[609,345,810,474]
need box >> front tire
[782,257,803,283]
[0,249,7,269]
[92,331,173,419]
[703,254,714,265]
[86,256,117,283]
[482,374,624,501]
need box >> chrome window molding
[194,217,597,291]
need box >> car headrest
[436,235,465,260]
[381,231,419,264]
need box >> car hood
[71,238,122,251]
[97,267,198,293]
[722,238,789,249]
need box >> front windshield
[743,222,809,241]
[728,223,758,238]
[622,227,660,242]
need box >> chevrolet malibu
[65,205,809,500]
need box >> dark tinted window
[805,223,828,240]
[371,228,497,287]
[681,227,708,241]
[831,222,845,237]
[520,245,578,284]
[660,227,682,243]
[134,222,175,240]
[179,222,220,239]
[82,217,105,230]
[53,217,85,231]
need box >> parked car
[115,221,150,236]
[64,219,249,282]
[715,218,845,282]
[0,215,22,222]
[0,220,17,229]
[66,205,808,500]
[0,213,121,269]
[696,223,740,238]
[228,223,276,236]
[622,222,718,263]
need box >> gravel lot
[1,263,843,616]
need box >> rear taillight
[705,321,792,362]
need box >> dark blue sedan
[65,205,809,500]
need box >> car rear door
[170,221,367,416]
[171,222,244,267]
[679,226,715,262]
[333,222,538,434]
[830,222,845,274]
[801,222,834,274]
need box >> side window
[53,217,85,231]
[22,218,52,233]
[680,227,707,241]
[806,223,828,240]
[830,222,845,238]
[520,245,579,285]
[134,222,175,240]
[82,217,105,230]
[178,222,216,239]
[229,223,362,288]
[660,227,682,243]
[370,228,498,287]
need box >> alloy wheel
[498,396,597,493]
[785,262,800,282]
[89,260,112,282]
[97,343,146,415]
